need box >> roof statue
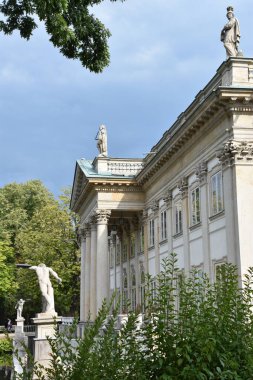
[95,124,108,157]
[221,6,242,58]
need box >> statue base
[31,312,62,379]
[15,317,25,333]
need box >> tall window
[122,242,128,262]
[131,267,136,311]
[116,240,121,265]
[140,265,145,313]
[122,269,128,313]
[174,201,182,235]
[211,171,223,215]
[160,210,167,240]
[140,225,144,253]
[130,233,135,258]
[149,219,155,247]
[191,187,201,225]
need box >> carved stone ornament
[163,190,173,208]
[142,210,148,225]
[177,177,188,198]
[195,161,208,184]
[151,200,159,214]
[84,224,91,238]
[217,140,253,168]
[95,209,111,224]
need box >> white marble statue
[220,6,240,58]
[29,264,62,314]
[96,124,108,157]
[15,298,25,319]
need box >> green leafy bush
[15,254,253,379]
[0,338,12,366]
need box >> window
[109,243,114,268]
[174,201,182,235]
[139,226,144,253]
[160,210,167,240]
[122,242,128,262]
[130,267,136,311]
[122,269,128,313]
[116,240,121,265]
[191,187,201,225]
[214,261,226,282]
[140,266,145,313]
[149,219,155,247]
[211,171,224,216]
[130,233,135,258]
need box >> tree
[0,0,125,73]
[17,255,253,380]
[0,180,80,323]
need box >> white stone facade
[71,58,253,322]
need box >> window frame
[210,170,224,217]
[160,209,167,241]
[190,186,201,226]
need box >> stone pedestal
[15,317,25,333]
[31,313,61,378]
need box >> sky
[0,0,252,196]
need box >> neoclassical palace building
[71,58,253,323]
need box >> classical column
[79,228,86,322]
[178,177,190,275]
[196,162,211,276]
[163,190,173,255]
[80,225,90,322]
[89,217,97,321]
[95,209,111,314]
[84,225,91,321]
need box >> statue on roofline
[220,6,242,58]
[95,124,108,157]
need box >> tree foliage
[0,180,80,323]
[0,0,125,72]
[18,255,253,379]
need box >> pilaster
[195,161,211,276]
[177,177,190,275]
[151,200,160,276]
[163,190,173,255]
[84,225,91,321]
[218,140,253,279]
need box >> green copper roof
[77,159,136,179]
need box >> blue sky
[0,0,252,195]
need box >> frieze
[217,140,253,168]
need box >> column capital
[195,161,207,185]
[142,209,148,225]
[163,190,173,208]
[84,224,91,238]
[177,177,188,199]
[95,209,111,224]
[217,139,253,169]
[151,200,159,216]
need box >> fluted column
[89,217,97,321]
[96,209,111,314]
[84,225,91,321]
